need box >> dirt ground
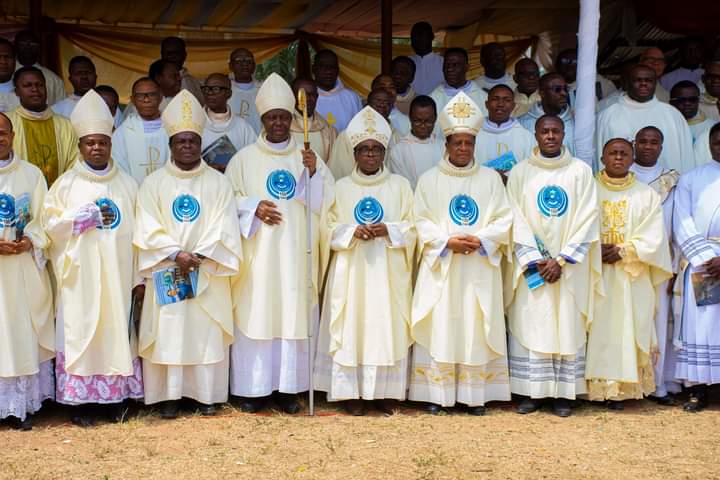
[2,395,719,480]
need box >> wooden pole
[29,0,41,36]
[381,0,392,74]
[295,35,312,79]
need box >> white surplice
[315,79,363,133]
[112,114,170,185]
[474,118,534,168]
[410,52,444,96]
[387,132,444,189]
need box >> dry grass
[2,396,719,480]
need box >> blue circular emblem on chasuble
[449,194,479,226]
[95,198,121,229]
[537,185,569,217]
[354,197,384,225]
[266,169,296,200]
[0,193,15,226]
[172,194,201,223]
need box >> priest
[290,77,337,162]
[112,77,170,184]
[312,50,362,132]
[43,91,143,427]
[13,30,66,105]
[391,56,417,115]
[430,48,488,116]
[586,138,672,409]
[134,90,242,419]
[0,39,20,113]
[8,66,78,185]
[670,81,715,143]
[475,43,516,92]
[409,92,513,415]
[512,58,541,118]
[371,74,411,137]
[0,111,54,430]
[506,115,601,417]
[518,73,575,155]
[315,106,415,416]
[225,73,334,414]
[228,48,262,134]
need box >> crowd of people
[0,21,719,431]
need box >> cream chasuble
[202,107,257,153]
[0,156,53,377]
[512,89,541,118]
[412,157,512,365]
[43,160,138,376]
[320,168,415,367]
[688,112,715,144]
[112,114,170,185]
[229,78,262,134]
[586,172,672,400]
[698,91,720,122]
[596,94,696,173]
[506,148,602,356]
[387,132,445,190]
[518,103,576,155]
[395,87,416,116]
[226,135,334,340]
[7,107,78,185]
[290,111,338,162]
[134,160,242,367]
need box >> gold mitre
[255,73,295,117]
[161,89,206,137]
[70,89,114,138]
[346,106,392,148]
[438,91,483,136]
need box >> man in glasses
[670,80,715,143]
[698,61,720,121]
[597,64,695,173]
[555,48,617,110]
[519,73,575,154]
[201,73,256,173]
[639,47,670,103]
[112,77,170,184]
[13,30,66,105]
[512,58,541,117]
[228,48,262,134]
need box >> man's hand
[100,204,116,227]
[601,243,622,264]
[704,256,720,279]
[666,273,677,295]
[0,239,18,255]
[256,200,282,226]
[132,284,146,301]
[302,149,317,177]
[369,223,388,238]
[14,236,32,254]
[538,258,562,283]
[447,235,482,255]
[354,225,375,240]
[175,251,202,275]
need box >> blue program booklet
[14,193,31,240]
[523,235,552,290]
[484,151,517,171]
[152,267,199,305]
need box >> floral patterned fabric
[0,361,54,421]
[55,353,144,405]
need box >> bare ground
[2,396,719,480]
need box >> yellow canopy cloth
[411,156,512,365]
[586,171,673,401]
[43,159,138,376]
[0,156,54,377]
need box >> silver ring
[464,251,470,255]
[189,267,195,272]
[264,217,270,222]
[363,235,369,240]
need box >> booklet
[13,193,31,240]
[484,151,517,171]
[129,287,144,338]
[202,135,237,169]
[152,267,199,305]
[691,271,720,307]
[523,235,552,290]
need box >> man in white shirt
[391,56,416,115]
[698,61,720,121]
[476,43,516,92]
[409,22,444,96]
[13,30,65,105]
[0,38,19,112]
[660,37,705,92]
[670,80,715,143]
[51,56,96,117]
[228,48,262,134]
[161,36,204,105]
[556,48,617,109]
[430,48,488,116]
[312,49,362,132]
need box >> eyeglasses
[355,145,385,156]
[671,95,699,102]
[411,119,435,127]
[133,91,161,100]
[558,58,577,66]
[231,58,254,65]
[548,85,569,94]
[201,85,231,94]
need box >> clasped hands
[354,223,388,240]
[0,236,32,255]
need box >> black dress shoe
[345,400,366,416]
[649,395,678,406]
[197,403,217,416]
[159,400,180,419]
[373,399,396,415]
[70,408,94,428]
[239,397,266,413]
[426,403,445,415]
[466,405,487,416]
[683,393,708,413]
[517,398,542,414]
[607,400,624,411]
[553,398,572,417]
[7,416,33,431]
[107,404,129,423]
[275,393,301,414]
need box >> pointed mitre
[346,106,392,148]
[438,91,483,136]
[161,89,206,137]
[255,73,295,117]
[70,89,114,138]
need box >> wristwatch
[554,256,566,267]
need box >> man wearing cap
[43,90,143,427]
[409,92,513,416]
[225,73,335,414]
[133,90,243,419]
